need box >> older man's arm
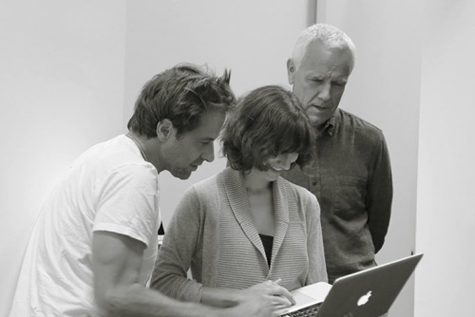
[366,133,393,253]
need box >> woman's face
[260,152,299,182]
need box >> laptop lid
[278,253,423,317]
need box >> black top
[259,234,274,267]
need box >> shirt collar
[318,109,340,137]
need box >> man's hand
[225,294,276,317]
[226,279,295,317]
[245,279,295,307]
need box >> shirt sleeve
[93,164,159,247]
[150,186,203,302]
[366,133,393,253]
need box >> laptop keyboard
[280,302,322,317]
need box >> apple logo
[357,290,372,306]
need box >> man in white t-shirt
[9,64,294,317]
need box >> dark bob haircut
[222,85,315,171]
[127,63,235,138]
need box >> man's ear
[156,119,174,141]
[287,58,296,85]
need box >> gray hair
[291,23,356,72]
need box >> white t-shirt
[9,135,161,317]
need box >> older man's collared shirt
[282,108,393,283]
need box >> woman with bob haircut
[151,85,327,309]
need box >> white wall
[416,1,475,316]
[318,1,475,316]
[316,1,423,316]
[0,1,127,314]
[124,0,317,228]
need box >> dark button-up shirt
[282,108,393,283]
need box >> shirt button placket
[310,158,320,193]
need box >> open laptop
[277,253,423,317]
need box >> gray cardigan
[152,167,327,302]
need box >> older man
[283,24,393,284]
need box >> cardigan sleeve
[305,194,328,284]
[150,187,203,302]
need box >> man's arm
[92,231,278,317]
[366,134,393,253]
[93,230,207,316]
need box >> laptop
[276,253,423,317]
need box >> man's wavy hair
[222,85,315,172]
[127,64,235,138]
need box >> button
[312,181,317,186]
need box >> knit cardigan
[152,167,328,302]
